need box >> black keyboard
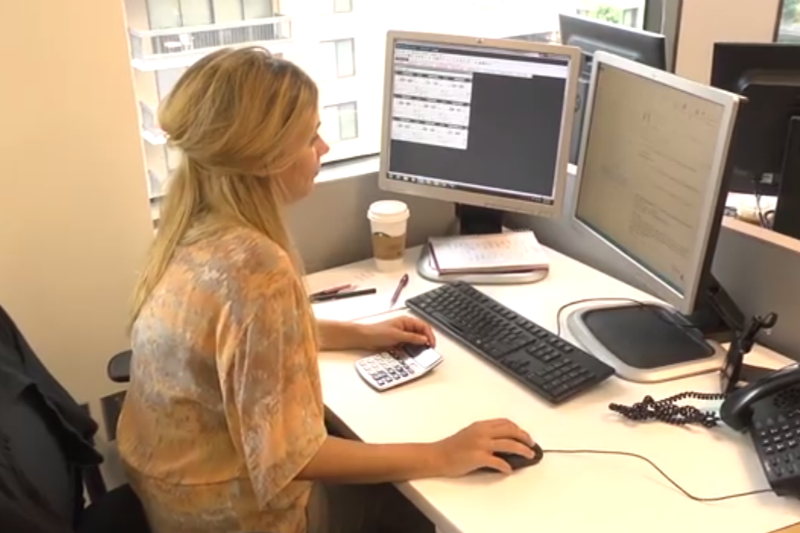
[406,282,615,404]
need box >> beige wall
[0,0,154,407]
[675,0,781,84]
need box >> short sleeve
[216,242,326,509]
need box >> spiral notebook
[428,230,549,274]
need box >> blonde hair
[129,47,319,329]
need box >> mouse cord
[542,448,771,502]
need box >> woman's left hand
[356,316,437,351]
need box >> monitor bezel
[569,51,741,315]
[378,30,582,219]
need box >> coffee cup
[367,200,410,272]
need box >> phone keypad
[754,414,800,479]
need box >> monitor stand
[565,276,745,383]
[416,204,549,285]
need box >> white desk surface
[307,245,800,533]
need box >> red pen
[389,274,410,307]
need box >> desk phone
[356,344,443,391]
[721,365,800,497]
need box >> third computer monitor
[378,31,581,233]
[559,13,667,68]
[567,51,742,381]
[559,13,667,165]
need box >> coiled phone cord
[609,391,726,428]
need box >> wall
[674,0,781,83]
[0,1,154,409]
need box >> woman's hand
[356,316,436,351]
[432,419,536,476]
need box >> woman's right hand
[431,418,536,476]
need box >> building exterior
[124,0,365,201]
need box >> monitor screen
[574,59,727,302]
[383,37,577,211]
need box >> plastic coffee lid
[368,200,409,223]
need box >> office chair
[107,349,133,383]
[0,305,150,533]
[0,309,274,533]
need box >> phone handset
[720,365,800,431]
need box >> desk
[307,246,800,533]
[726,192,778,226]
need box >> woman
[117,46,536,533]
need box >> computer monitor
[559,14,668,165]
[565,51,745,383]
[378,31,581,283]
[559,14,667,68]
[710,43,800,239]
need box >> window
[322,102,359,143]
[317,39,355,80]
[125,0,658,209]
[779,0,800,42]
[333,0,352,14]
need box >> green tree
[784,0,800,24]
[592,6,623,25]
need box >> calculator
[355,344,444,391]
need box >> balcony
[129,15,292,71]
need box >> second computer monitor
[567,51,742,382]
[378,31,581,228]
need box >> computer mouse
[480,442,544,472]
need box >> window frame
[643,0,682,72]
[776,0,798,42]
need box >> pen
[309,283,354,299]
[310,288,377,303]
[390,273,410,307]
